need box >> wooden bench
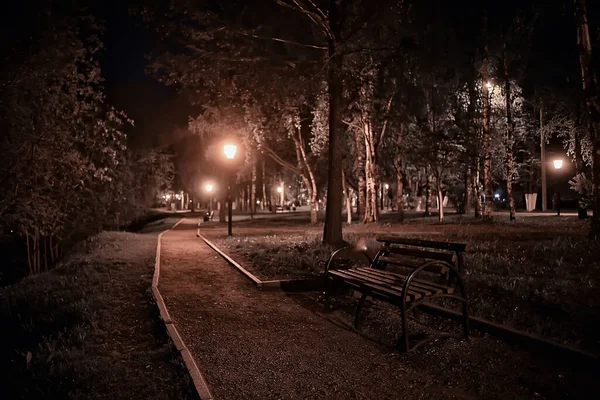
[325,236,470,352]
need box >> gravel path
[158,218,595,400]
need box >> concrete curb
[200,235,262,287]
[198,233,323,292]
[152,219,215,400]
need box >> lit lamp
[277,185,284,208]
[553,159,563,169]
[205,184,213,213]
[223,144,237,236]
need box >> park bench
[202,211,214,222]
[325,236,470,352]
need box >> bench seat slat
[341,270,424,299]
[356,267,455,294]
[328,270,417,302]
[348,268,437,296]
[353,268,442,296]
[379,246,456,264]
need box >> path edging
[152,218,215,400]
[199,234,323,291]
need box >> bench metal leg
[354,293,368,329]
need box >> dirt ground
[159,218,597,400]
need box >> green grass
[0,231,196,400]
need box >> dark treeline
[0,2,174,283]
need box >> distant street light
[223,144,237,236]
[553,159,563,169]
[277,184,284,206]
[205,184,214,213]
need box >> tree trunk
[395,125,404,223]
[355,128,366,221]
[436,168,444,222]
[482,37,493,219]
[504,45,517,220]
[251,161,256,217]
[575,0,600,236]
[425,168,431,216]
[342,170,352,224]
[472,157,483,218]
[322,2,344,246]
[462,166,471,214]
[261,159,267,210]
[363,122,378,223]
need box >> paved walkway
[158,218,593,400]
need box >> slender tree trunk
[504,45,517,220]
[425,168,431,216]
[363,122,378,223]
[26,229,32,275]
[342,170,352,224]
[472,157,483,218]
[575,0,600,235]
[355,128,366,221]
[323,7,344,245]
[251,161,256,218]
[482,37,493,219]
[462,166,471,214]
[261,159,267,210]
[436,168,444,222]
[395,125,404,223]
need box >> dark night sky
[100,1,193,149]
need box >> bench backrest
[373,237,466,275]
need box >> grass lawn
[206,213,600,354]
[0,230,196,400]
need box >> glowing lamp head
[384,183,389,190]
[223,144,237,160]
[277,187,283,193]
[553,159,563,169]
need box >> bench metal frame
[325,238,470,352]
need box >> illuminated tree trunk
[462,166,471,214]
[424,168,431,216]
[355,128,366,221]
[482,38,493,219]
[504,45,517,220]
[436,167,444,222]
[342,170,352,224]
[261,159,267,210]
[363,121,378,223]
[395,124,404,223]
[575,0,600,236]
[250,161,256,217]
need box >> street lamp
[224,144,237,236]
[205,184,213,213]
[553,159,563,169]
[277,185,284,206]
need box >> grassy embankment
[0,230,196,400]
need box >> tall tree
[574,0,600,236]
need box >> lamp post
[224,144,237,236]
[205,184,213,213]
[277,184,284,206]
[552,159,562,216]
